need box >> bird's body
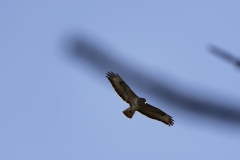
[123,98,144,118]
[129,98,139,111]
[106,72,174,126]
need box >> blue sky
[0,1,240,160]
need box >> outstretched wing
[138,103,174,126]
[106,72,138,104]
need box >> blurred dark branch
[64,36,240,127]
[209,45,240,68]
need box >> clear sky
[0,1,240,160]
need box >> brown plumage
[106,71,174,126]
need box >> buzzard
[106,72,174,126]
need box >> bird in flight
[106,72,174,126]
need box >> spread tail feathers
[122,108,135,118]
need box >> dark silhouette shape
[63,36,240,129]
[209,45,240,68]
[106,72,174,126]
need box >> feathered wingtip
[168,116,174,126]
[106,71,121,79]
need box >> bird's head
[137,98,146,105]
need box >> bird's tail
[122,108,135,119]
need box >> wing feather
[138,103,174,126]
[106,72,138,103]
